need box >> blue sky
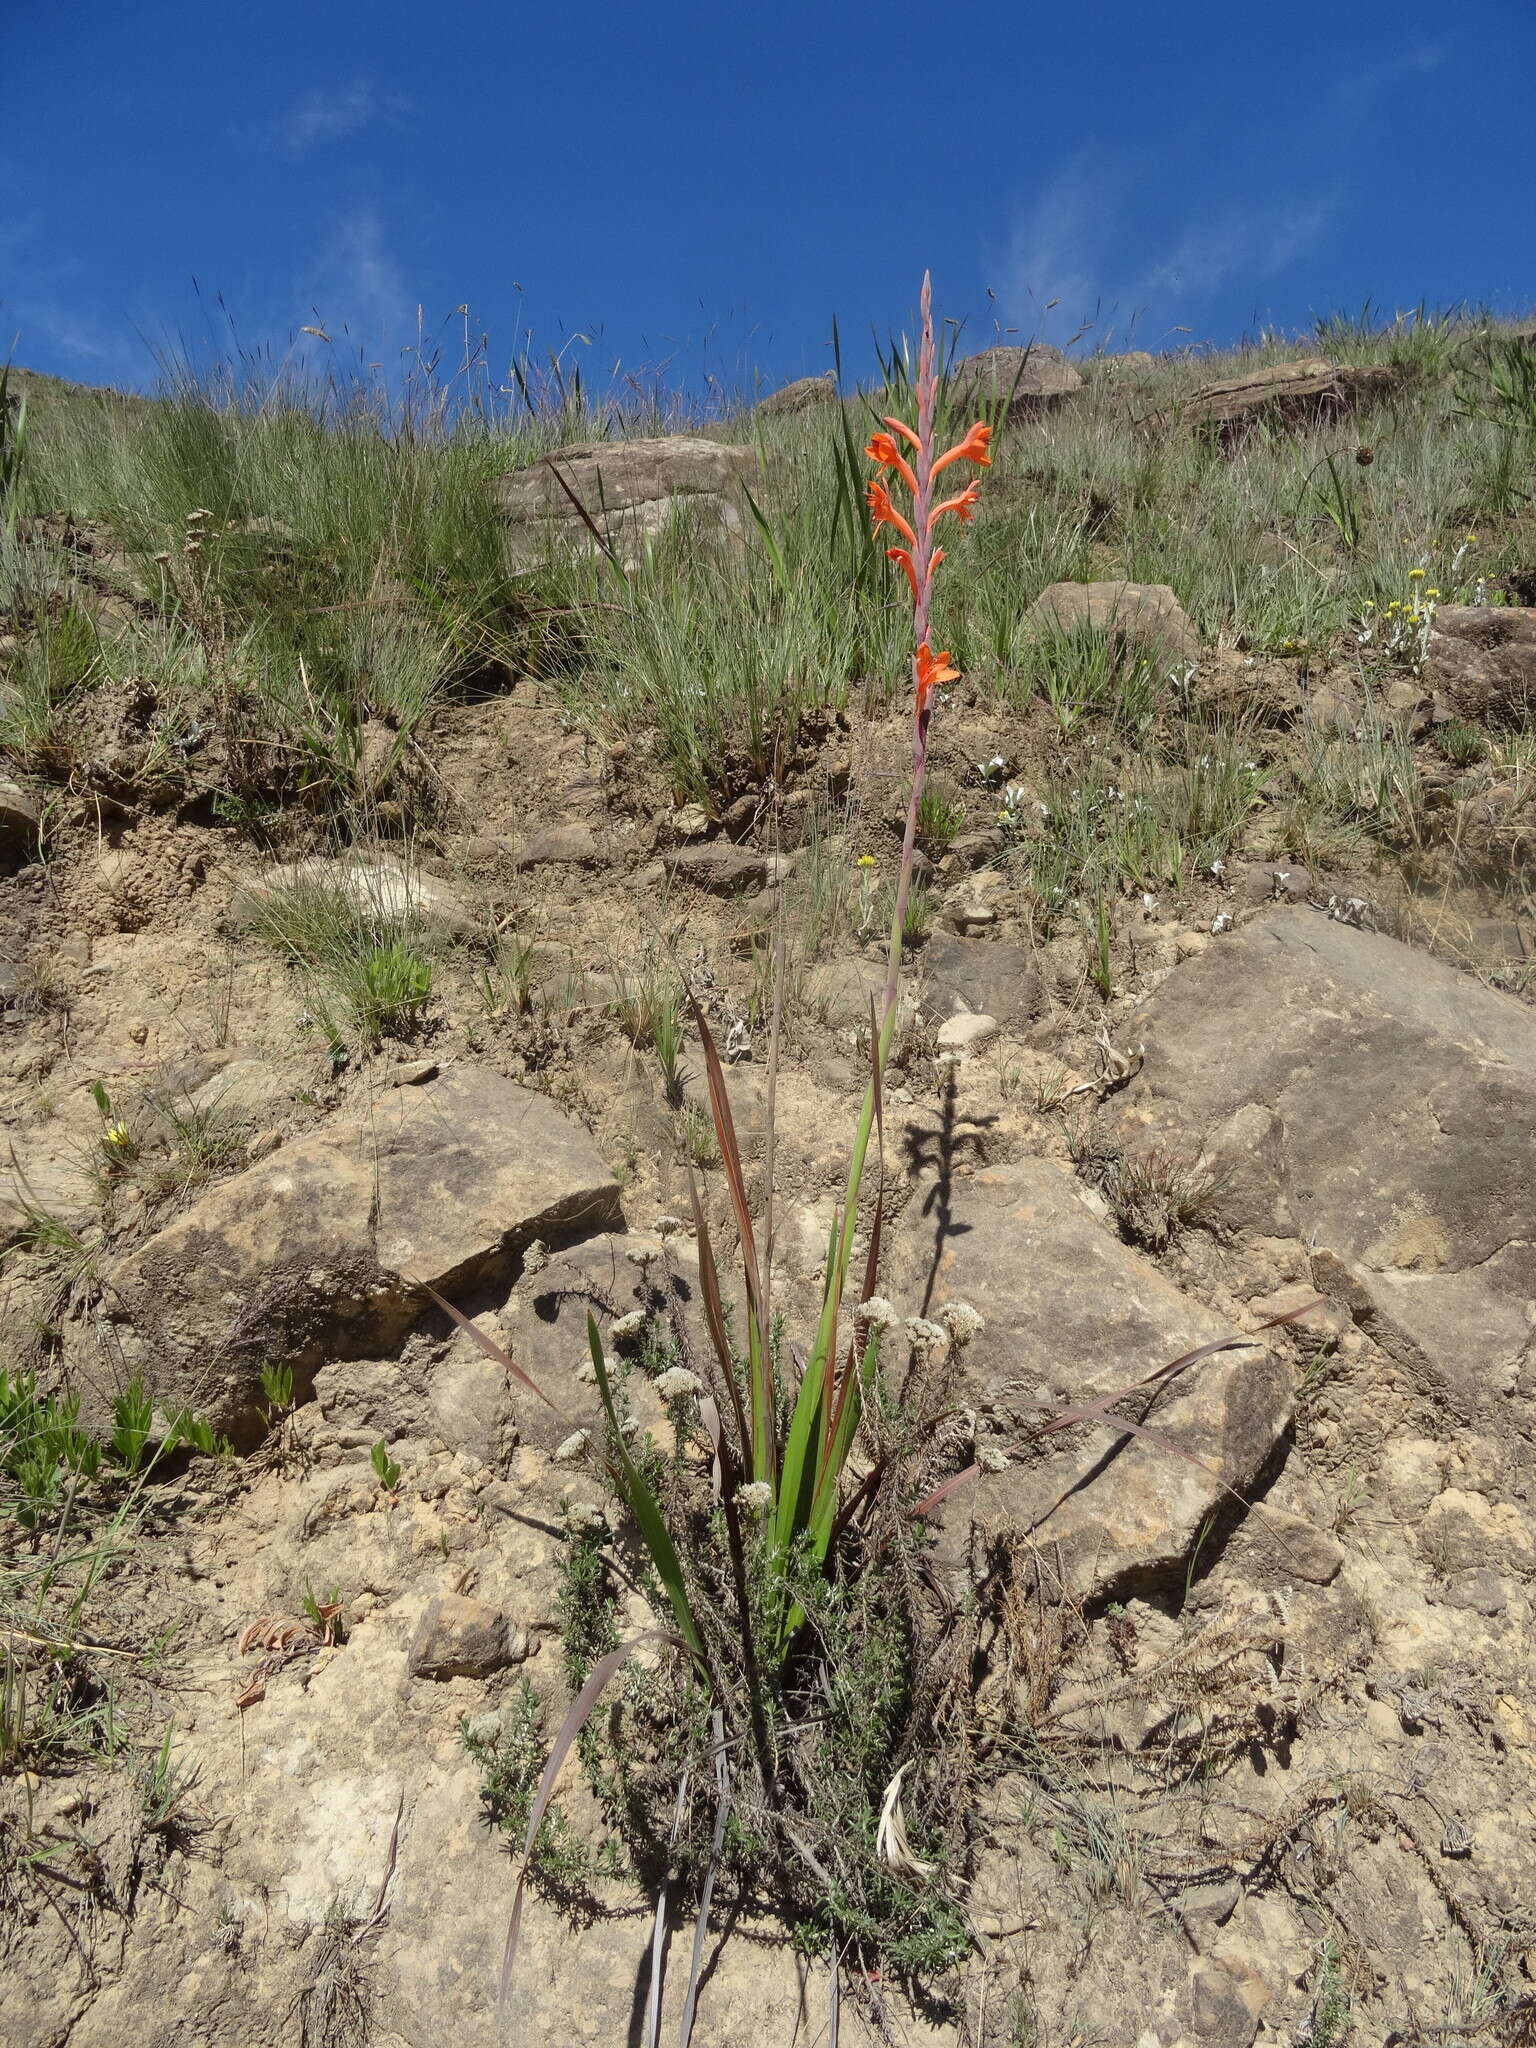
[5,0,1535,402]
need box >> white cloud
[276,77,410,157]
[295,202,411,348]
[988,156,1340,349]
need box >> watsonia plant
[429,274,996,2003]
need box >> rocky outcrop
[79,1068,620,1444]
[1426,604,1536,724]
[1112,908,1536,1422]
[1026,579,1199,666]
[888,1156,1292,1597]
[948,343,1084,417]
[494,435,758,572]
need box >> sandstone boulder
[755,373,837,416]
[79,1067,620,1444]
[1112,909,1536,1421]
[1158,358,1401,442]
[1027,579,1199,667]
[948,343,1083,417]
[494,435,758,572]
[1425,605,1536,725]
[887,1157,1292,1596]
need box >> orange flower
[866,480,916,548]
[928,481,980,532]
[931,421,992,480]
[882,414,921,451]
[864,431,919,496]
[886,546,920,605]
[915,642,959,713]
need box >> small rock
[1239,861,1311,906]
[1442,1566,1506,1615]
[942,868,1009,933]
[1382,676,1432,733]
[408,1593,518,1680]
[227,855,476,937]
[664,843,790,895]
[1308,680,1362,732]
[935,1012,999,1056]
[1175,930,1210,961]
[516,823,600,868]
[668,803,712,842]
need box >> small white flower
[738,1480,773,1511]
[564,1500,608,1535]
[521,1239,549,1276]
[855,1294,900,1331]
[625,1245,658,1268]
[575,1356,599,1385]
[609,1310,646,1342]
[655,1214,685,1239]
[553,1430,591,1464]
[1141,892,1159,917]
[655,1366,703,1402]
[938,1301,984,1347]
[1211,912,1233,935]
[1208,857,1225,878]
[904,1315,950,1357]
[976,1444,1009,1474]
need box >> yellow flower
[1409,567,1426,580]
[856,854,877,869]
[1466,532,1478,543]
[1427,588,1441,599]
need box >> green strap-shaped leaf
[585,1315,707,1673]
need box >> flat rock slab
[80,1067,620,1444]
[948,343,1084,416]
[1027,580,1199,666]
[1113,908,1536,1419]
[226,854,475,936]
[919,933,1042,1026]
[494,435,758,572]
[887,1157,1292,1597]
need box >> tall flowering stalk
[772,273,990,1594]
